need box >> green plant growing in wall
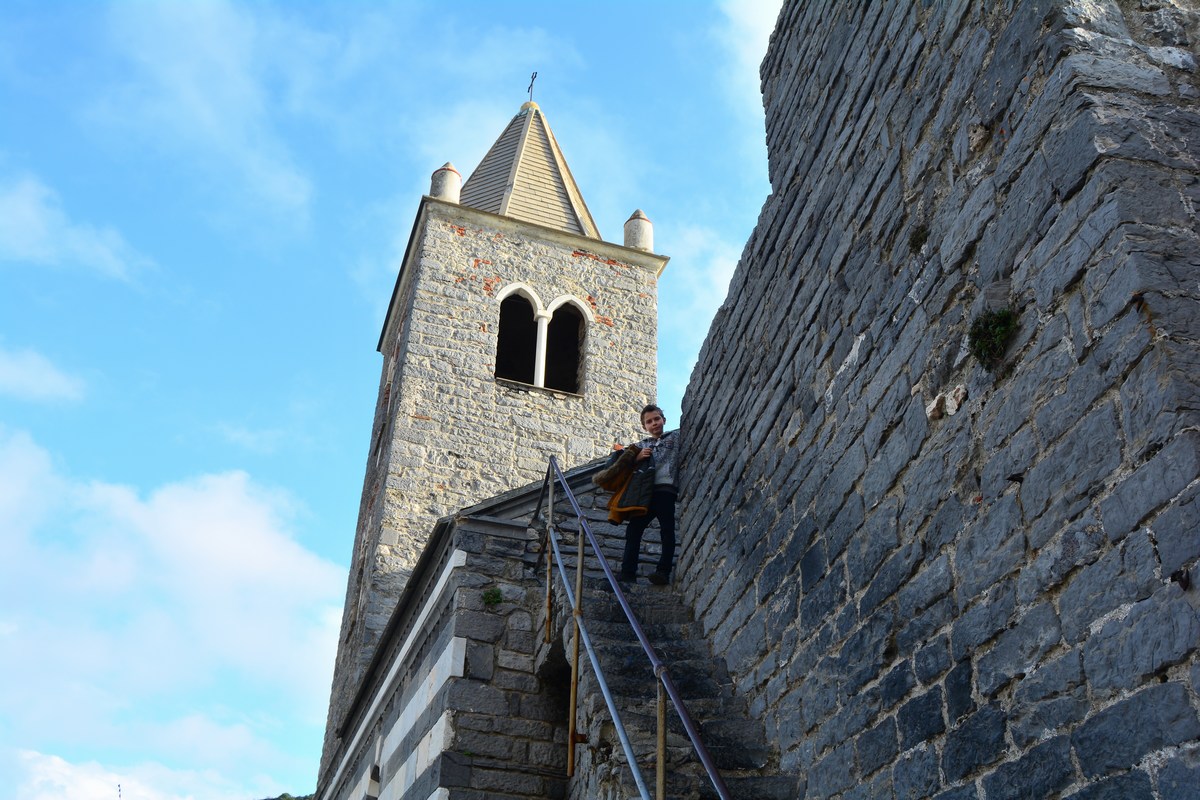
[968,307,1019,372]
[482,587,503,607]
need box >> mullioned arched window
[494,284,591,394]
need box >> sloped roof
[460,101,601,239]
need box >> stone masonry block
[951,579,1017,661]
[1101,430,1200,542]
[980,735,1074,800]
[1072,682,1200,778]
[858,716,900,778]
[1160,754,1200,800]
[1156,482,1200,577]
[1020,402,1122,531]
[944,658,975,725]
[1016,516,1104,604]
[893,743,940,800]
[941,704,1006,784]
[914,635,951,685]
[1071,771,1154,800]
[848,497,901,593]
[1082,584,1200,698]
[956,495,1025,603]
[976,602,1061,697]
[1058,529,1159,644]
[898,687,946,750]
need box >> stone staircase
[545,487,800,799]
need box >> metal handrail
[537,456,732,800]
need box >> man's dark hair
[640,404,664,422]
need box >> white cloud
[658,224,742,351]
[715,0,783,115]
[0,174,148,279]
[215,422,288,455]
[14,750,281,800]
[0,345,85,403]
[95,2,312,222]
[0,429,342,796]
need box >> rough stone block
[1159,754,1200,800]
[1071,771,1154,800]
[806,739,856,799]
[893,743,940,800]
[951,579,1017,661]
[980,735,1073,800]
[1058,529,1158,644]
[1072,682,1200,778]
[862,539,924,615]
[881,660,917,711]
[944,658,975,725]
[1016,516,1104,604]
[800,538,828,592]
[914,635,951,685]
[976,602,1061,697]
[1101,431,1200,541]
[898,687,946,749]
[801,562,848,631]
[1156,481,1200,578]
[1020,403,1122,531]
[1082,585,1200,698]
[848,497,901,592]
[955,494,1025,602]
[858,716,900,777]
[941,704,1006,784]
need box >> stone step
[611,761,801,800]
[585,618,701,643]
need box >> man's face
[641,410,666,438]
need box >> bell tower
[320,101,669,771]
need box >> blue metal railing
[535,456,731,800]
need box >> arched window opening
[495,295,536,384]
[545,304,584,394]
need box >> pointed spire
[460,102,601,239]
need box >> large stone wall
[680,1,1200,797]
[322,197,664,776]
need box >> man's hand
[636,448,652,462]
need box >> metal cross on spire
[528,71,537,102]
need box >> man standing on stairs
[618,404,679,585]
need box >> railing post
[656,676,666,800]
[567,493,587,776]
[544,466,554,645]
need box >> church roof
[459,101,601,239]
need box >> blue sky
[0,1,779,797]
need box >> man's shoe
[648,572,670,586]
[616,573,636,584]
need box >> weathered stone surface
[898,686,946,750]
[1072,683,1200,778]
[857,716,899,778]
[1083,586,1200,697]
[980,736,1074,800]
[893,743,940,800]
[977,603,1062,697]
[1159,754,1200,800]
[1058,530,1159,644]
[1070,771,1154,800]
[941,704,1006,783]
[1101,431,1200,541]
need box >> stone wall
[680,1,1200,797]
[318,502,570,800]
[323,197,665,776]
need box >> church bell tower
[321,101,669,771]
